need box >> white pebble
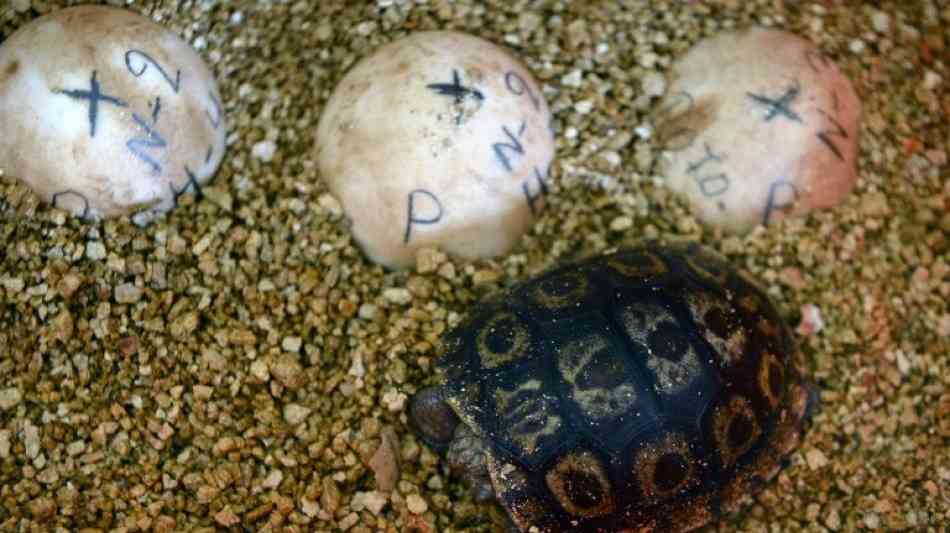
[86,241,107,261]
[641,71,667,97]
[0,388,22,411]
[406,494,428,514]
[383,288,412,305]
[114,283,143,304]
[261,469,284,489]
[282,336,302,353]
[610,216,633,231]
[351,491,388,515]
[283,404,312,426]
[923,70,943,91]
[252,140,277,162]
[561,69,583,87]
[870,11,890,33]
[574,100,594,114]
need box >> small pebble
[252,140,277,162]
[641,71,667,97]
[281,336,302,353]
[86,241,107,261]
[383,287,412,305]
[270,354,304,389]
[283,403,311,426]
[806,448,829,470]
[351,491,388,515]
[0,388,22,411]
[406,493,429,514]
[114,283,143,304]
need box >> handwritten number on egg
[523,165,550,216]
[493,121,527,173]
[169,165,205,206]
[125,49,181,93]
[205,90,223,129]
[127,113,167,174]
[815,109,848,162]
[505,71,540,111]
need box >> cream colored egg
[653,27,861,233]
[316,31,555,270]
[0,5,226,225]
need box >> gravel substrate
[1,1,948,532]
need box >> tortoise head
[407,384,460,454]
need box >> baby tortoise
[409,242,817,532]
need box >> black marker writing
[149,97,162,122]
[493,121,527,172]
[127,113,167,174]
[206,90,223,129]
[762,180,799,225]
[428,69,484,103]
[687,142,723,174]
[169,165,204,205]
[687,143,730,197]
[523,165,550,216]
[51,190,91,219]
[404,189,444,244]
[125,50,181,93]
[815,109,847,162]
[53,70,128,138]
[804,50,832,74]
[747,82,803,123]
[505,71,539,111]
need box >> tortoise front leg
[447,423,495,503]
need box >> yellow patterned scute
[633,433,701,503]
[758,351,785,409]
[476,311,532,369]
[684,290,747,367]
[712,395,762,468]
[527,270,590,311]
[557,334,639,420]
[493,380,562,458]
[544,450,615,518]
[606,250,668,279]
[683,245,732,286]
[618,303,703,394]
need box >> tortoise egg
[653,27,861,234]
[0,5,227,225]
[315,31,555,270]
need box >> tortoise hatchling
[409,242,817,532]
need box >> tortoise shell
[432,242,812,532]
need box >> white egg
[0,6,227,225]
[316,31,555,269]
[653,27,861,233]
